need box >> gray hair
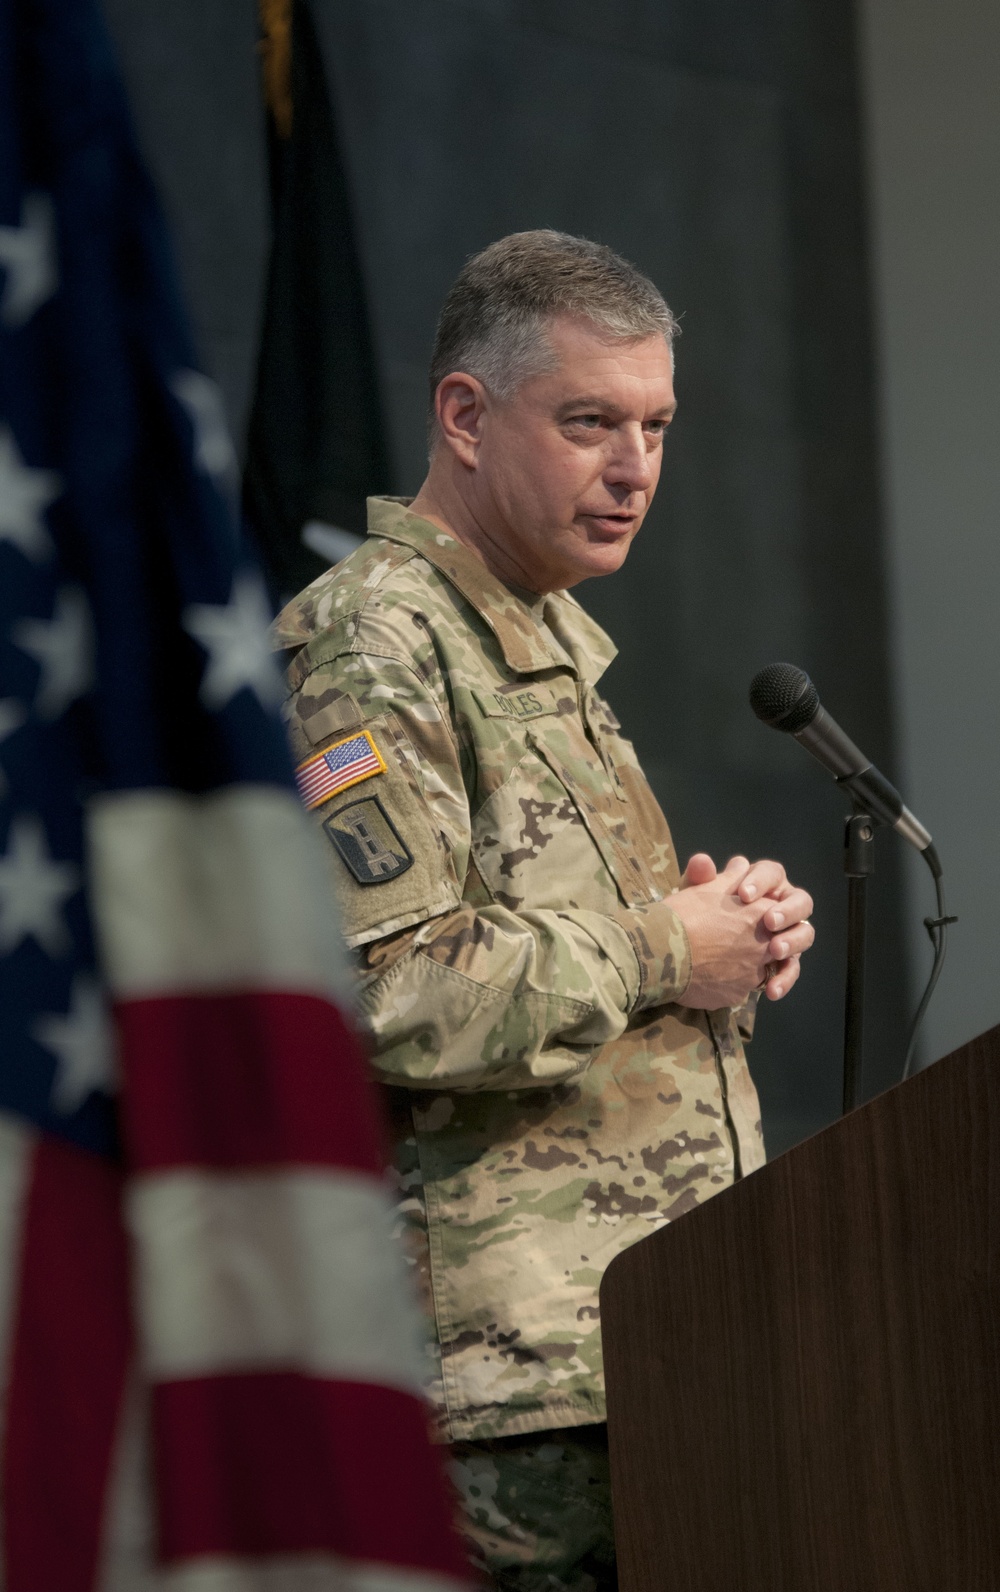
[428,230,679,442]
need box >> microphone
[749,662,939,874]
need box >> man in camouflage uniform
[273,232,815,1590]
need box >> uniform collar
[366,497,617,684]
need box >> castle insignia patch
[323,797,413,885]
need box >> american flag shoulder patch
[295,730,387,810]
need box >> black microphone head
[749,662,820,733]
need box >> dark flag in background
[0,0,468,1585]
[245,0,389,600]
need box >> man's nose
[604,425,654,493]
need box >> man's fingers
[764,954,801,1001]
[736,858,787,902]
[761,887,814,932]
[766,921,815,961]
[717,854,752,890]
[677,849,814,1009]
[681,852,718,888]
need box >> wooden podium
[600,1025,1000,1591]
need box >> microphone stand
[843,809,876,1114]
[748,664,955,1102]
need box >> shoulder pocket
[302,711,461,948]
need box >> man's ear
[434,372,488,468]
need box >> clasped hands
[668,853,815,1010]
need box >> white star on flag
[0,813,79,957]
[183,570,282,711]
[0,426,60,563]
[12,585,95,719]
[170,369,238,485]
[33,974,116,1114]
[0,191,57,328]
[0,699,26,797]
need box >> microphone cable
[901,855,956,1080]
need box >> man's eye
[570,414,602,429]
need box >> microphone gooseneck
[749,662,936,867]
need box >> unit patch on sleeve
[324,797,413,885]
[295,730,386,810]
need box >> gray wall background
[106,0,925,1156]
[857,0,1000,1066]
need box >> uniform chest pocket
[528,732,664,908]
[471,737,662,914]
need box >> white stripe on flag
[96,1371,156,1592]
[126,1169,426,1390]
[87,788,352,1002]
[158,1556,466,1591]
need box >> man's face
[472,314,676,592]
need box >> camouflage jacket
[273,497,765,1442]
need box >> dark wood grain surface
[600,1025,1000,1591]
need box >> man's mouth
[582,511,638,536]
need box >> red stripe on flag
[3,1136,133,1592]
[117,991,385,1175]
[153,1373,468,1579]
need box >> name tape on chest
[295,729,385,810]
[474,686,561,722]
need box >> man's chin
[558,540,633,587]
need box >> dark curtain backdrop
[104,0,908,1155]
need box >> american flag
[296,732,386,811]
[0,2,469,1588]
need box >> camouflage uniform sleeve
[607,899,694,1013]
[732,990,760,1043]
[286,649,693,1092]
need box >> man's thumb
[682,852,718,887]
